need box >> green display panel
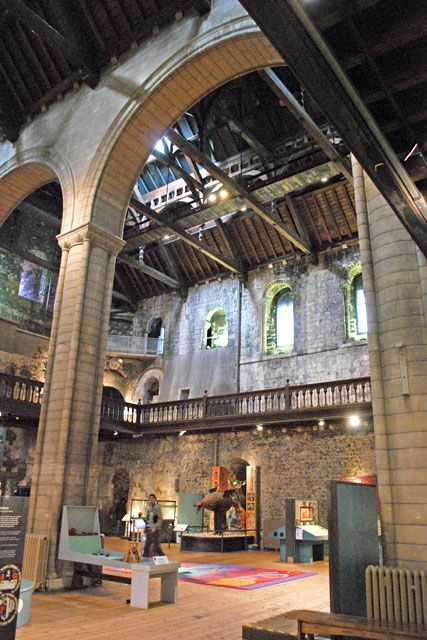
[329,481,379,619]
[177,492,204,529]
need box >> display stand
[58,506,180,609]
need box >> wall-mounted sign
[0,497,28,639]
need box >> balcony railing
[101,377,372,434]
[0,373,43,419]
[0,372,371,436]
[106,335,164,356]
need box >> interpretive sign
[0,497,28,639]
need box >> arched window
[205,309,228,349]
[264,283,294,354]
[275,290,294,349]
[345,265,367,340]
[147,317,164,354]
[354,274,367,335]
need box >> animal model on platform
[196,487,239,513]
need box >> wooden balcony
[0,372,372,438]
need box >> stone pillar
[27,222,124,587]
[352,158,427,569]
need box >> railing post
[203,389,208,417]
[285,379,290,410]
[137,399,142,423]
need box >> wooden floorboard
[17,537,330,640]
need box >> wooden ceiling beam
[117,254,180,289]
[215,219,247,278]
[168,128,311,254]
[239,0,427,257]
[260,68,352,182]
[0,0,99,87]
[151,149,204,202]
[129,196,244,277]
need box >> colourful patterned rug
[178,562,315,590]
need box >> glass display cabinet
[130,499,177,542]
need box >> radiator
[366,565,427,627]
[22,534,49,590]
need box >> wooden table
[130,562,180,609]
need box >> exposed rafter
[167,128,311,254]
[0,0,99,87]
[239,0,427,256]
[117,254,181,290]
[259,68,352,182]
[129,196,244,277]
[151,149,204,203]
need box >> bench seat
[242,613,296,640]
[285,609,427,640]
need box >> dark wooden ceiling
[0,0,426,315]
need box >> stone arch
[0,149,74,231]
[205,307,228,349]
[344,261,366,340]
[85,28,281,236]
[133,367,165,404]
[263,280,294,354]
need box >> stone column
[353,158,427,569]
[27,222,124,587]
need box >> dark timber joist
[157,242,188,294]
[220,107,272,166]
[168,128,311,254]
[259,68,352,182]
[0,65,22,142]
[46,0,106,85]
[239,0,427,256]
[214,219,247,279]
[117,254,180,289]
[0,0,99,87]
[284,195,315,254]
[129,197,244,277]
[151,149,204,202]
[111,290,137,311]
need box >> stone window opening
[18,260,53,305]
[345,264,367,341]
[205,308,228,349]
[147,317,164,354]
[264,281,294,355]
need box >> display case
[130,499,176,542]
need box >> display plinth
[181,532,255,552]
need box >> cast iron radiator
[22,533,49,590]
[366,565,427,627]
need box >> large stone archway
[4,5,283,586]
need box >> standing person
[143,493,165,557]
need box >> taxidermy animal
[196,488,237,513]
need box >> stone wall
[96,424,375,536]
[131,246,369,400]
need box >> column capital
[57,222,125,255]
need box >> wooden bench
[284,609,427,640]
[242,613,296,640]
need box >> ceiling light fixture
[179,430,186,436]
[318,419,325,427]
[349,415,361,427]
[256,424,263,431]
[321,176,328,183]
[219,189,228,199]
[208,193,217,203]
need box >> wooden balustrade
[0,372,372,434]
[0,373,43,406]
[100,377,371,428]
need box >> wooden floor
[17,537,330,640]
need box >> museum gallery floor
[16,539,330,640]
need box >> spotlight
[179,430,186,436]
[321,176,328,183]
[208,193,217,203]
[118,358,123,364]
[349,415,361,427]
[163,234,170,240]
[268,263,273,269]
[113,430,118,436]
[318,420,325,427]
[256,424,263,431]
[240,204,248,212]
[219,189,228,199]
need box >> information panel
[0,497,28,639]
